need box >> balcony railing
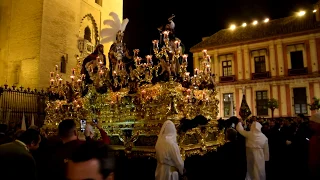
[288,67,308,76]
[252,71,271,80]
[219,75,235,83]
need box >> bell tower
[0,0,123,89]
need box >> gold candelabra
[44,16,223,158]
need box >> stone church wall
[0,0,123,89]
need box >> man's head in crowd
[17,129,41,151]
[59,119,78,143]
[0,124,8,134]
[296,113,305,123]
[226,128,237,142]
[67,141,115,180]
[269,120,275,128]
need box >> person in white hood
[236,119,269,180]
[155,120,184,180]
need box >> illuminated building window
[60,56,67,73]
[222,60,232,76]
[95,0,102,6]
[84,26,92,43]
[290,51,304,69]
[293,88,307,114]
[223,93,234,117]
[256,91,268,116]
[254,56,266,73]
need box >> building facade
[0,0,123,89]
[191,7,320,119]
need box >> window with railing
[223,93,234,117]
[256,91,268,116]
[293,87,307,114]
[222,60,232,76]
[290,51,304,69]
[254,56,266,73]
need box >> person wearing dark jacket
[0,129,41,180]
[219,128,244,180]
[0,124,12,145]
[44,119,85,180]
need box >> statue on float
[100,12,132,91]
[81,44,108,96]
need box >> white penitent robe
[236,121,269,180]
[155,120,184,180]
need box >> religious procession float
[43,12,224,158]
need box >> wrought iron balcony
[252,71,271,80]
[288,67,308,76]
[219,75,235,83]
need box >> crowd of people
[218,113,320,180]
[0,112,319,180]
[0,120,113,180]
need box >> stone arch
[79,14,99,46]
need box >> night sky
[123,0,317,66]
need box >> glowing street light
[313,9,317,13]
[264,18,269,23]
[297,11,306,16]
[252,20,258,25]
[242,23,247,27]
[230,24,236,30]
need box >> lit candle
[186,89,191,95]
[141,90,146,98]
[152,40,159,49]
[183,54,188,62]
[207,55,211,63]
[185,72,190,80]
[55,65,59,72]
[72,68,75,75]
[50,79,54,86]
[174,40,180,49]
[202,49,207,57]
[50,72,54,78]
[133,49,140,56]
[81,74,85,80]
[58,78,63,86]
[137,57,141,65]
[194,68,198,75]
[77,79,82,86]
[99,70,103,78]
[146,55,152,64]
[163,31,169,39]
